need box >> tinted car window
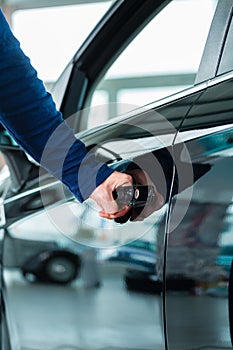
[85,0,217,129]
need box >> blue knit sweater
[0,9,113,201]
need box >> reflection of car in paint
[124,270,196,294]
[3,229,84,284]
[21,249,81,284]
[108,240,156,271]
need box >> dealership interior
[1,1,233,350]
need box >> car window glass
[11,1,112,82]
[86,0,217,129]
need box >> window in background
[87,0,218,127]
[12,1,112,82]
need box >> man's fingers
[98,205,130,220]
[89,171,133,215]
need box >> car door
[165,82,233,350]
[165,2,233,349]
[0,1,221,350]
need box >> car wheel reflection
[21,249,81,284]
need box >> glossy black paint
[165,84,233,349]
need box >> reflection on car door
[165,79,233,349]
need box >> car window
[11,1,113,82]
[86,0,217,129]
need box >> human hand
[89,171,133,219]
[126,169,165,222]
[90,168,165,222]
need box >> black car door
[165,78,233,350]
[0,1,225,350]
[165,1,233,346]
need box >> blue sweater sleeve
[0,9,113,201]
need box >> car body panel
[165,87,233,349]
